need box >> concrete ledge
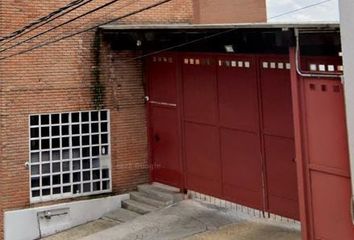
[4,194,129,240]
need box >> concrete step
[122,199,158,215]
[152,182,180,192]
[137,184,185,203]
[103,208,141,223]
[130,191,172,208]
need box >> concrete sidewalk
[42,219,119,240]
[79,200,301,240]
[185,222,300,240]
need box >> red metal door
[259,56,299,219]
[289,52,354,240]
[217,55,264,210]
[303,78,354,239]
[147,52,299,220]
[181,54,299,215]
[182,55,222,197]
[146,55,183,188]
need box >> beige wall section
[193,0,267,24]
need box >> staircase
[43,184,184,239]
[102,183,185,222]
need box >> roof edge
[100,22,340,31]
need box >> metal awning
[100,22,340,31]
[99,22,341,55]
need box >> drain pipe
[294,28,343,79]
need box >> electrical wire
[120,0,336,63]
[267,0,332,20]
[121,29,239,63]
[0,0,124,54]
[0,0,334,61]
[0,0,95,48]
[0,0,87,42]
[0,0,174,61]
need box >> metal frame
[294,29,342,79]
[147,51,299,219]
[290,46,354,240]
[145,53,184,189]
[28,110,112,203]
[100,22,340,31]
[289,47,311,240]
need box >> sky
[267,0,340,22]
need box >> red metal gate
[147,52,299,219]
[217,55,263,210]
[182,54,223,197]
[146,51,354,238]
[259,55,299,219]
[304,78,353,240]
[146,54,183,188]
[290,52,354,240]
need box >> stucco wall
[339,0,354,202]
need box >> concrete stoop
[118,184,184,215]
[42,184,184,240]
[137,184,184,203]
[121,199,157,214]
[102,208,141,223]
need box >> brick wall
[193,0,267,24]
[0,0,193,238]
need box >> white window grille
[29,110,111,203]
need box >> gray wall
[339,0,354,198]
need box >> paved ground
[77,200,301,240]
[42,219,120,240]
[184,222,300,240]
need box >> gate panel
[182,55,222,197]
[150,106,181,187]
[264,136,298,219]
[259,56,299,219]
[304,79,350,171]
[221,128,263,209]
[260,57,294,138]
[148,56,178,103]
[184,122,222,197]
[217,56,259,132]
[311,172,354,240]
[302,77,354,239]
[217,55,263,210]
[147,55,182,188]
[182,57,218,125]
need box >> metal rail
[295,28,343,79]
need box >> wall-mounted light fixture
[224,45,234,53]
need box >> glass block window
[29,110,111,203]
